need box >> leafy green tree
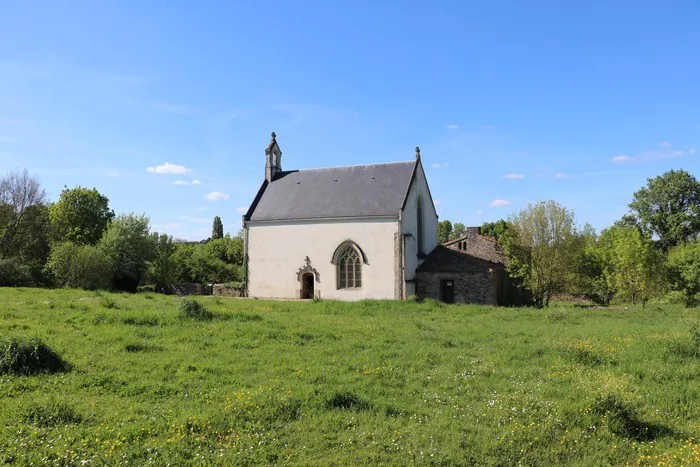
[451,223,467,240]
[609,225,664,306]
[501,200,579,307]
[171,234,244,284]
[146,233,177,291]
[437,220,452,244]
[50,186,115,245]
[480,219,509,241]
[46,242,112,290]
[99,213,154,291]
[667,239,700,306]
[212,216,224,240]
[568,224,614,305]
[629,169,700,251]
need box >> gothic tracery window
[337,245,362,289]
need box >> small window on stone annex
[337,244,363,289]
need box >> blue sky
[1,1,698,240]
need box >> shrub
[46,242,112,290]
[0,338,69,376]
[178,298,213,321]
[0,257,34,287]
[21,398,83,426]
[592,394,668,441]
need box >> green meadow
[1,288,699,465]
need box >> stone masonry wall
[446,227,506,264]
[416,271,498,305]
[212,284,243,297]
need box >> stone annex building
[242,133,521,305]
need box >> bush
[46,242,112,290]
[0,257,34,287]
[178,298,213,321]
[0,338,69,376]
[592,394,668,441]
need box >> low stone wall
[212,284,243,297]
[170,283,205,296]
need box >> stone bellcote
[265,132,282,182]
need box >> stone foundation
[416,271,498,305]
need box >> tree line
[439,169,700,308]
[0,169,244,292]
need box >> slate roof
[416,245,498,273]
[247,161,417,221]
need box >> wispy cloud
[150,102,189,114]
[195,206,208,211]
[204,191,229,201]
[173,179,202,186]
[147,162,191,175]
[430,162,450,169]
[446,124,459,130]
[554,172,569,179]
[490,199,511,207]
[235,207,247,213]
[503,173,525,179]
[179,216,209,223]
[612,142,690,164]
[476,210,483,215]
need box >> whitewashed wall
[247,218,399,300]
[401,160,439,296]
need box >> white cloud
[195,206,208,211]
[192,179,201,185]
[235,207,247,213]
[179,216,209,223]
[431,162,450,169]
[107,172,120,177]
[503,173,525,179]
[490,199,511,207]
[612,142,689,164]
[612,155,636,163]
[150,102,189,114]
[173,180,189,185]
[147,162,191,174]
[554,172,569,179]
[476,210,483,215]
[446,124,459,130]
[204,191,229,201]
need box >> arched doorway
[301,273,314,299]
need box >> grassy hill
[1,288,699,465]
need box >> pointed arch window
[332,241,367,290]
[338,246,362,289]
[417,195,425,254]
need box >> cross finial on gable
[415,146,421,160]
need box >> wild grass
[0,288,699,465]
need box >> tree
[629,169,700,251]
[608,225,664,306]
[568,224,615,305]
[146,233,177,291]
[480,219,509,241]
[500,200,579,307]
[212,216,224,240]
[50,186,115,245]
[451,223,467,240]
[0,169,47,257]
[99,213,154,291]
[46,242,112,290]
[667,239,700,306]
[437,220,452,244]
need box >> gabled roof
[247,161,417,222]
[416,245,500,273]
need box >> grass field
[1,288,699,465]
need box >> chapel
[242,133,518,304]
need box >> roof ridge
[293,160,414,172]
